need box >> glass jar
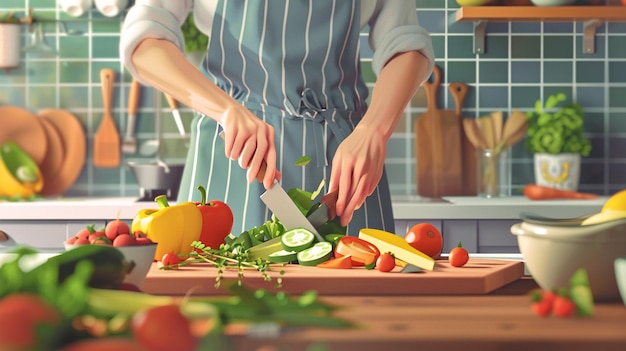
[477,149,509,198]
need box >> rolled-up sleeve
[119,0,192,81]
[367,1,434,80]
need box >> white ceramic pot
[0,23,21,69]
[534,153,581,191]
[58,0,93,17]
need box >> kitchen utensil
[414,65,463,197]
[38,109,87,196]
[511,217,626,301]
[142,258,524,296]
[93,68,120,167]
[164,93,186,136]
[0,106,48,165]
[449,82,477,196]
[94,0,128,17]
[491,111,504,145]
[498,109,527,150]
[122,77,140,154]
[462,119,486,150]
[37,116,66,184]
[58,0,93,17]
[22,23,56,59]
[127,161,185,201]
[478,114,496,150]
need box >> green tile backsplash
[1,2,625,198]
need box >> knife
[305,190,338,230]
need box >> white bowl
[531,0,576,5]
[64,243,156,288]
[616,257,626,306]
[511,218,626,301]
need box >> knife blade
[306,190,338,230]
[260,183,325,242]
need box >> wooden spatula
[93,68,120,167]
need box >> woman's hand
[329,125,387,226]
[220,105,278,189]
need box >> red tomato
[75,224,95,239]
[135,237,154,245]
[105,219,131,241]
[334,236,380,266]
[404,223,443,259]
[162,252,181,266]
[376,252,396,272]
[448,242,469,267]
[132,304,197,351]
[0,293,61,350]
[530,290,555,317]
[113,233,137,247]
[553,295,576,318]
[73,237,90,245]
[195,189,234,250]
[316,255,353,269]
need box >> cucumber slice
[268,249,298,263]
[247,237,283,260]
[281,228,315,252]
[297,242,333,266]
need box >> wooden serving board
[142,258,524,296]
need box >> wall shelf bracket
[583,19,602,54]
[473,20,489,54]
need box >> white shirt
[120,0,434,82]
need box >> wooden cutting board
[449,82,477,196]
[415,65,463,197]
[142,258,524,296]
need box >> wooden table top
[225,278,626,351]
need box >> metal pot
[127,161,184,201]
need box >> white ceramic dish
[615,257,626,306]
[511,218,626,301]
[531,0,576,5]
[64,243,156,288]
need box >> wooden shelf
[454,6,626,54]
[456,6,626,22]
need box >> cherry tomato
[132,304,197,351]
[530,289,555,317]
[162,252,182,266]
[553,295,576,318]
[404,223,444,258]
[448,242,469,267]
[376,252,396,272]
[334,236,380,266]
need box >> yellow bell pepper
[131,195,202,261]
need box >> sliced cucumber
[246,237,283,260]
[281,228,315,252]
[268,249,298,263]
[297,242,333,267]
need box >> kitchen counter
[227,278,626,351]
[0,196,606,221]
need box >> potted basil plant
[0,12,21,70]
[525,93,591,191]
[181,13,208,67]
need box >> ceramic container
[94,0,128,17]
[615,257,626,306]
[511,218,626,301]
[127,161,184,201]
[65,242,157,288]
[58,0,93,17]
[0,23,20,69]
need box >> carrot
[524,184,599,200]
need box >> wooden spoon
[499,110,528,150]
[491,111,504,146]
[463,119,486,150]
[478,115,496,150]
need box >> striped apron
[177,0,395,236]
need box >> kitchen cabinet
[0,196,604,253]
[455,6,626,54]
